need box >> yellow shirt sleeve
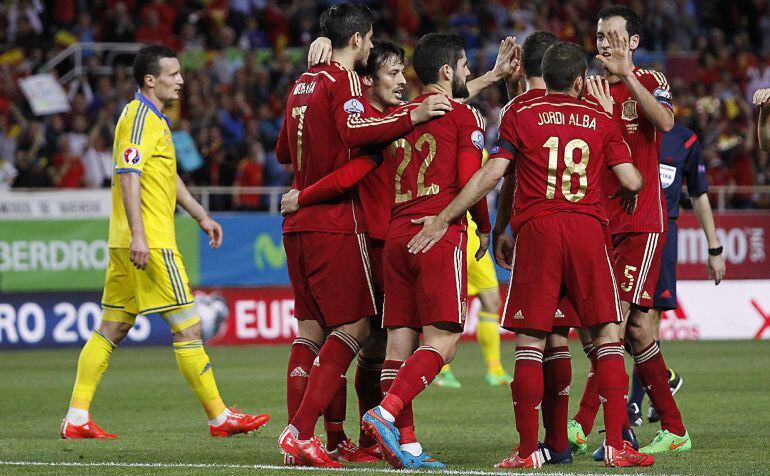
[114,102,160,175]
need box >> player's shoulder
[634,67,670,90]
[449,99,486,130]
[668,123,698,148]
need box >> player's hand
[129,233,149,270]
[491,37,518,81]
[475,231,490,261]
[753,88,770,107]
[507,42,523,84]
[492,229,514,270]
[610,187,638,214]
[281,189,300,216]
[198,215,223,249]
[308,37,332,68]
[708,253,726,285]
[410,94,452,125]
[407,215,449,254]
[595,29,634,78]
[586,75,613,113]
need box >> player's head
[359,40,406,108]
[413,32,469,99]
[320,3,374,67]
[542,42,588,97]
[133,44,183,105]
[522,31,558,78]
[597,5,641,56]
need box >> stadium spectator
[233,142,266,210]
[82,126,113,188]
[51,135,85,188]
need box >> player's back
[109,94,178,250]
[504,92,630,232]
[385,94,485,246]
[281,62,366,234]
[358,102,396,241]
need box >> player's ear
[440,64,452,83]
[350,31,361,50]
[144,74,155,89]
[629,34,640,51]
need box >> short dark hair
[542,42,587,92]
[133,44,177,87]
[522,31,558,78]
[597,5,642,40]
[359,40,405,78]
[320,3,374,49]
[412,33,465,86]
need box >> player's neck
[139,88,166,113]
[330,50,357,71]
[526,77,546,91]
[423,83,451,98]
[366,94,385,113]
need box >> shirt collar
[135,90,172,128]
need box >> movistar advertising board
[199,214,289,286]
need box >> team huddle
[276,2,696,470]
[56,1,733,472]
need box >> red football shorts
[554,297,581,329]
[284,232,377,328]
[502,214,622,333]
[382,236,467,329]
[369,237,385,308]
[611,232,666,309]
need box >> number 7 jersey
[490,92,632,233]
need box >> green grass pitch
[1,340,768,475]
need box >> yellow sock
[173,339,227,419]
[477,311,504,375]
[441,364,452,373]
[70,329,115,410]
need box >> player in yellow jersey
[60,45,269,439]
[435,153,513,388]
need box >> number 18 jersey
[490,92,632,233]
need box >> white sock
[66,407,89,426]
[208,408,231,426]
[400,442,423,456]
[378,406,395,423]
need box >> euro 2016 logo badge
[621,99,638,121]
[123,147,141,165]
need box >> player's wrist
[708,245,723,256]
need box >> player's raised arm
[596,29,674,132]
[753,88,770,151]
[465,37,520,101]
[176,175,223,248]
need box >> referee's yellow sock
[69,329,116,413]
[477,311,505,375]
[173,339,227,419]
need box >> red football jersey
[602,68,672,234]
[490,92,632,233]
[276,62,414,234]
[385,94,487,247]
[358,102,396,241]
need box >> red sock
[286,338,319,423]
[543,346,571,453]
[355,357,383,447]
[595,343,628,450]
[381,360,416,444]
[633,341,685,436]
[573,344,599,435]
[381,346,444,420]
[512,346,544,457]
[291,331,360,440]
[324,376,347,450]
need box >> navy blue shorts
[653,220,677,310]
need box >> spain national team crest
[123,147,141,165]
[621,99,638,121]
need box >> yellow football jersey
[109,92,178,250]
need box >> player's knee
[625,317,647,346]
[173,321,202,342]
[98,319,133,345]
[361,329,387,361]
[479,291,502,314]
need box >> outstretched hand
[407,216,449,254]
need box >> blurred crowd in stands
[0,0,769,209]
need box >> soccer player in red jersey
[275,4,451,468]
[568,6,691,456]
[409,42,654,469]
[492,30,582,465]
[357,32,492,470]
